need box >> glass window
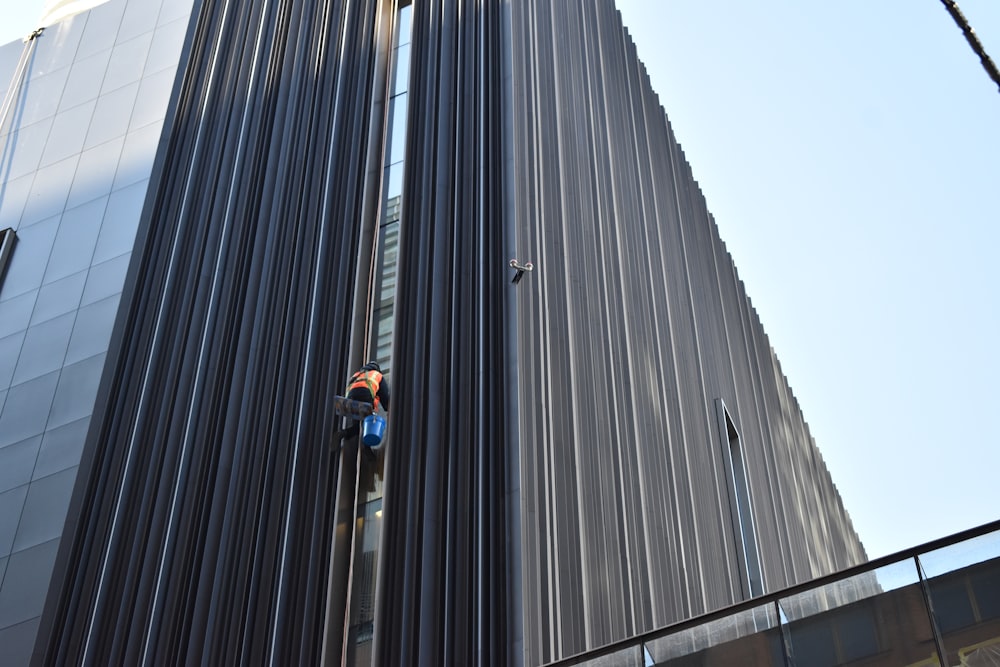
[386,94,408,165]
[396,5,413,48]
[391,43,410,96]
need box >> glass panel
[0,217,57,302]
[30,270,87,325]
[40,99,97,168]
[344,499,384,666]
[395,5,413,47]
[12,313,75,385]
[0,538,60,628]
[386,93,408,166]
[0,173,33,230]
[28,17,86,78]
[44,196,109,283]
[128,67,175,131]
[0,436,42,494]
[2,116,54,181]
[58,49,112,111]
[145,17,188,75]
[34,416,90,479]
[20,154,77,227]
[12,467,77,552]
[391,43,410,96]
[0,485,30,556]
[780,560,938,667]
[384,164,402,201]
[65,292,119,365]
[81,252,129,306]
[919,530,1000,578]
[92,179,147,264]
[0,370,58,448]
[101,32,153,95]
[68,137,124,209]
[920,531,1000,666]
[646,603,780,666]
[0,617,41,666]
[0,330,26,388]
[14,67,69,128]
[568,645,643,667]
[47,352,105,430]
[118,0,162,44]
[76,1,127,61]
[83,81,141,151]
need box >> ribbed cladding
[511,1,866,664]
[373,0,513,665]
[35,0,384,664]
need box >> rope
[939,0,1000,93]
[0,29,44,163]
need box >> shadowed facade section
[510,1,864,664]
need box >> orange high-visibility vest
[347,369,383,409]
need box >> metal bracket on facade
[509,258,533,284]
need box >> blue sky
[615,0,1000,559]
[3,2,998,561]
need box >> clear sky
[614,0,1000,560]
[3,2,998,562]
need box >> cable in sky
[939,0,1000,93]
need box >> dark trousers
[336,389,374,441]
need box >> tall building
[0,1,864,665]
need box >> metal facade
[29,0,864,665]
[510,2,864,664]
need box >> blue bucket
[361,414,386,447]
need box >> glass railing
[546,521,1000,667]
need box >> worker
[334,361,390,444]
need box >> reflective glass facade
[547,524,1000,667]
[0,0,194,661]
